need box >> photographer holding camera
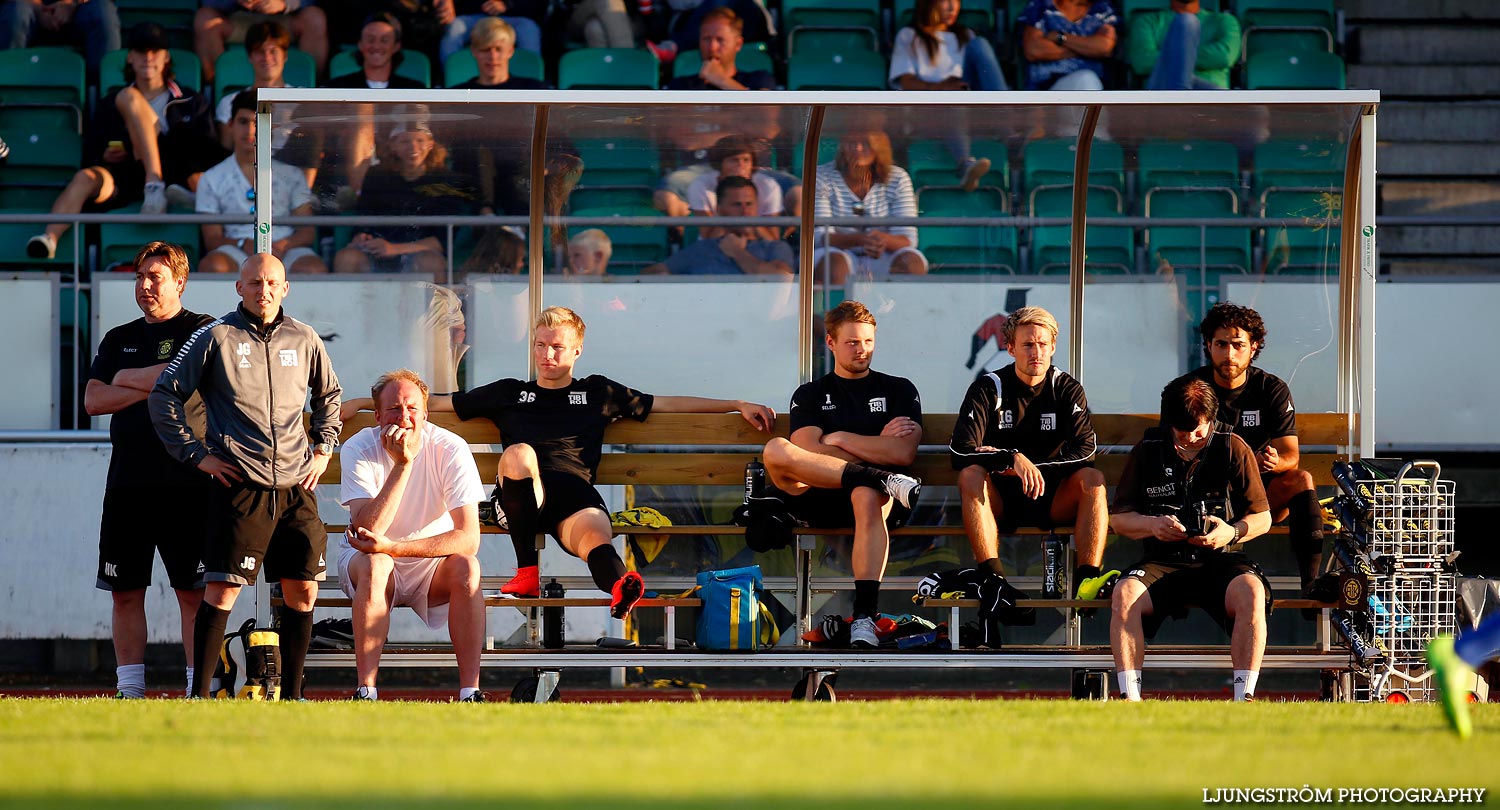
[1107,377,1271,702]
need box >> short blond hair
[824,300,876,339]
[535,306,586,341]
[371,368,430,408]
[470,16,515,50]
[569,229,612,262]
[1002,306,1059,346]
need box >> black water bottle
[1041,535,1064,598]
[542,578,564,649]
[744,458,765,504]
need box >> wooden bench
[300,410,1353,698]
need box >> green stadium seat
[558,48,658,89]
[329,49,432,87]
[0,127,82,188]
[1028,184,1133,274]
[672,43,773,79]
[780,0,880,33]
[0,105,80,135]
[100,48,202,93]
[1144,186,1251,272]
[1137,139,1240,199]
[918,186,1017,273]
[1244,49,1345,90]
[568,205,667,272]
[1022,138,1125,196]
[0,215,77,267]
[1242,28,1333,62]
[568,186,655,212]
[790,138,838,176]
[786,49,886,90]
[214,48,317,102]
[100,205,201,269]
[907,140,1009,193]
[1260,188,1341,273]
[443,47,545,87]
[787,28,879,57]
[1236,0,1335,32]
[1252,139,1343,200]
[573,138,660,187]
[0,47,85,116]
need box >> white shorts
[812,246,928,277]
[211,244,321,269]
[337,547,450,630]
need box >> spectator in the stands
[26,23,221,260]
[648,0,773,61]
[448,17,546,88]
[326,11,425,88]
[333,120,480,274]
[1127,0,1239,90]
[1,0,119,73]
[813,129,926,284]
[198,90,325,274]
[664,8,773,90]
[644,175,793,276]
[653,135,788,242]
[439,0,544,63]
[564,0,633,49]
[193,0,328,85]
[1017,0,1117,90]
[212,20,318,188]
[567,229,611,275]
[889,0,1006,191]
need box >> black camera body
[1177,500,1228,538]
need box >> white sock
[459,687,480,701]
[185,667,194,697]
[116,664,146,698]
[355,685,378,700]
[1233,670,1259,701]
[1118,670,1142,701]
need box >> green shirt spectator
[1128,1,1239,90]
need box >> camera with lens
[1176,500,1227,538]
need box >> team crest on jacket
[157,339,174,359]
[1241,410,1260,427]
[278,349,298,367]
[569,391,587,405]
[236,342,252,368]
[869,397,886,413]
[1040,413,1055,431]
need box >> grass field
[1,698,1496,809]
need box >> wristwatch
[1055,32,1068,45]
[314,442,335,456]
[1231,521,1244,543]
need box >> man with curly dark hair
[1165,302,1323,602]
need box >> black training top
[1167,365,1297,452]
[789,370,923,474]
[452,374,653,482]
[949,364,1096,478]
[1111,426,1270,559]
[90,309,214,489]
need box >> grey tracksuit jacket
[149,305,342,489]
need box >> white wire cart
[1327,460,1458,703]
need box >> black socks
[586,545,628,593]
[1287,488,1326,587]
[853,579,881,620]
[191,603,231,698]
[500,477,541,569]
[276,605,314,701]
[979,558,1006,578]
[839,462,887,492]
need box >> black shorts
[96,485,210,591]
[774,485,913,530]
[203,484,327,585]
[1122,552,1273,638]
[538,470,609,549]
[85,160,146,212]
[990,472,1063,532]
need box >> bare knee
[500,443,539,478]
[199,251,237,274]
[1113,579,1147,616]
[958,465,990,498]
[1226,574,1265,615]
[763,436,795,467]
[333,246,370,274]
[850,485,888,519]
[112,589,147,610]
[891,252,928,275]
[1076,467,1105,492]
[447,554,482,594]
[357,553,395,589]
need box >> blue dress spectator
[1017,0,1118,91]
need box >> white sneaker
[879,472,922,510]
[26,233,56,259]
[849,616,879,649]
[140,182,167,215]
[165,183,196,209]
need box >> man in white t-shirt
[339,369,488,702]
[197,90,326,274]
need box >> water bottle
[1329,609,1385,666]
[744,458,765,505]
[1041,535,1064,598]
[542,578,564,649]
[1331,461,1373,517]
